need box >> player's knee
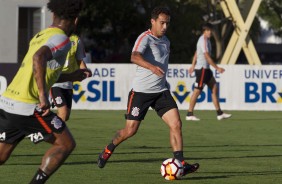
[59,137,76,154]
[59,115,70,122]
[194,88,202,95]
[170,119,182,130]
[65,139,76,153]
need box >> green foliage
[258,0,282,36]
[78,0,204,63]
[78,0,281,63]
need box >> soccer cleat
[217,113,232,120]
[185,115,200,121]
[97,147,112,168]
[182,162,200,176]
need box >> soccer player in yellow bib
[50,34,92,122]
[0,0,86,183]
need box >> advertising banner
[1,64,282,110]
[71,64,282,110]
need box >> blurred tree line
[78,0,282,64]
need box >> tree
[78,0,281,64]
[78,0,204,63]
[258,0,282,37]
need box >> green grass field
[1,110,282,184]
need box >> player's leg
[30,126,75,183]
[97,90,150,168]
[0,142,19,165]
[207,77,221,111]
[0,109,25,165]
[156,91,199,175]
[7,109,75,184]
[50,87,72,121]
[207,77,231,120]
[186,88,201,120]
[97,119,141,168]
[112,120,141,146]
[56,106,71,122]
[186,68,205,121]
[162,108,182,151]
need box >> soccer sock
[217,109,223,116]
[107,141,116,153]
[29,168,49,184]
[187,111,193,116]
[173,151,184,162]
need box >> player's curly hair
[151,6,170,20]
[47,0,84,20]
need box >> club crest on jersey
[27,132,44,143]
[55,96,63,105]
[131,107,140,117]
[0,132,6,141]
[51,116,63,129]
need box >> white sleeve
[75,38,86,60]
[132,33,149,54]
[199,37,208,54]
[44,34,71,59]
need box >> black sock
[107,142,116,152]
[30,169,49,184]
[187,112,193,116]
[173,151,184,162]
[217,109,223,116]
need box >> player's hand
[37,93,51,116]
[84,68,92,78]
[188,66,195,74]
[150,66,164,77]
[216,67,225,73]
[41,108,50,117]
[38,93,50,110]
[71,69,90,82]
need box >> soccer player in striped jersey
[50,34,92,122]
[186,23,232,121]
[97,6,199,176]
[0,0,86,183]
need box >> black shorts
[125,89,178,121]
[194,68,214,90]
[50,87,73,108]
[0,109,66,144]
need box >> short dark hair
[151,6,170,20]
[202,23,213,32]
[47,0,84,20]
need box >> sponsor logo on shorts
[55,96,63,105]
[0,132,6,141]
[51,116,63,129]
[27,132,44,143]
[131,107,140,117]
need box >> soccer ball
[160,158,183,180]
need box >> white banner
[72,64,282,110]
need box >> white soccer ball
[160,158,183,180]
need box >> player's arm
[76,38,92,77]
[33,46,53,110]
[57,68,89,82]
[188,51,197,74]
[79,60,92,77]
[204,52,225,73]
[131,51,164,77]
[201,37,225,73]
